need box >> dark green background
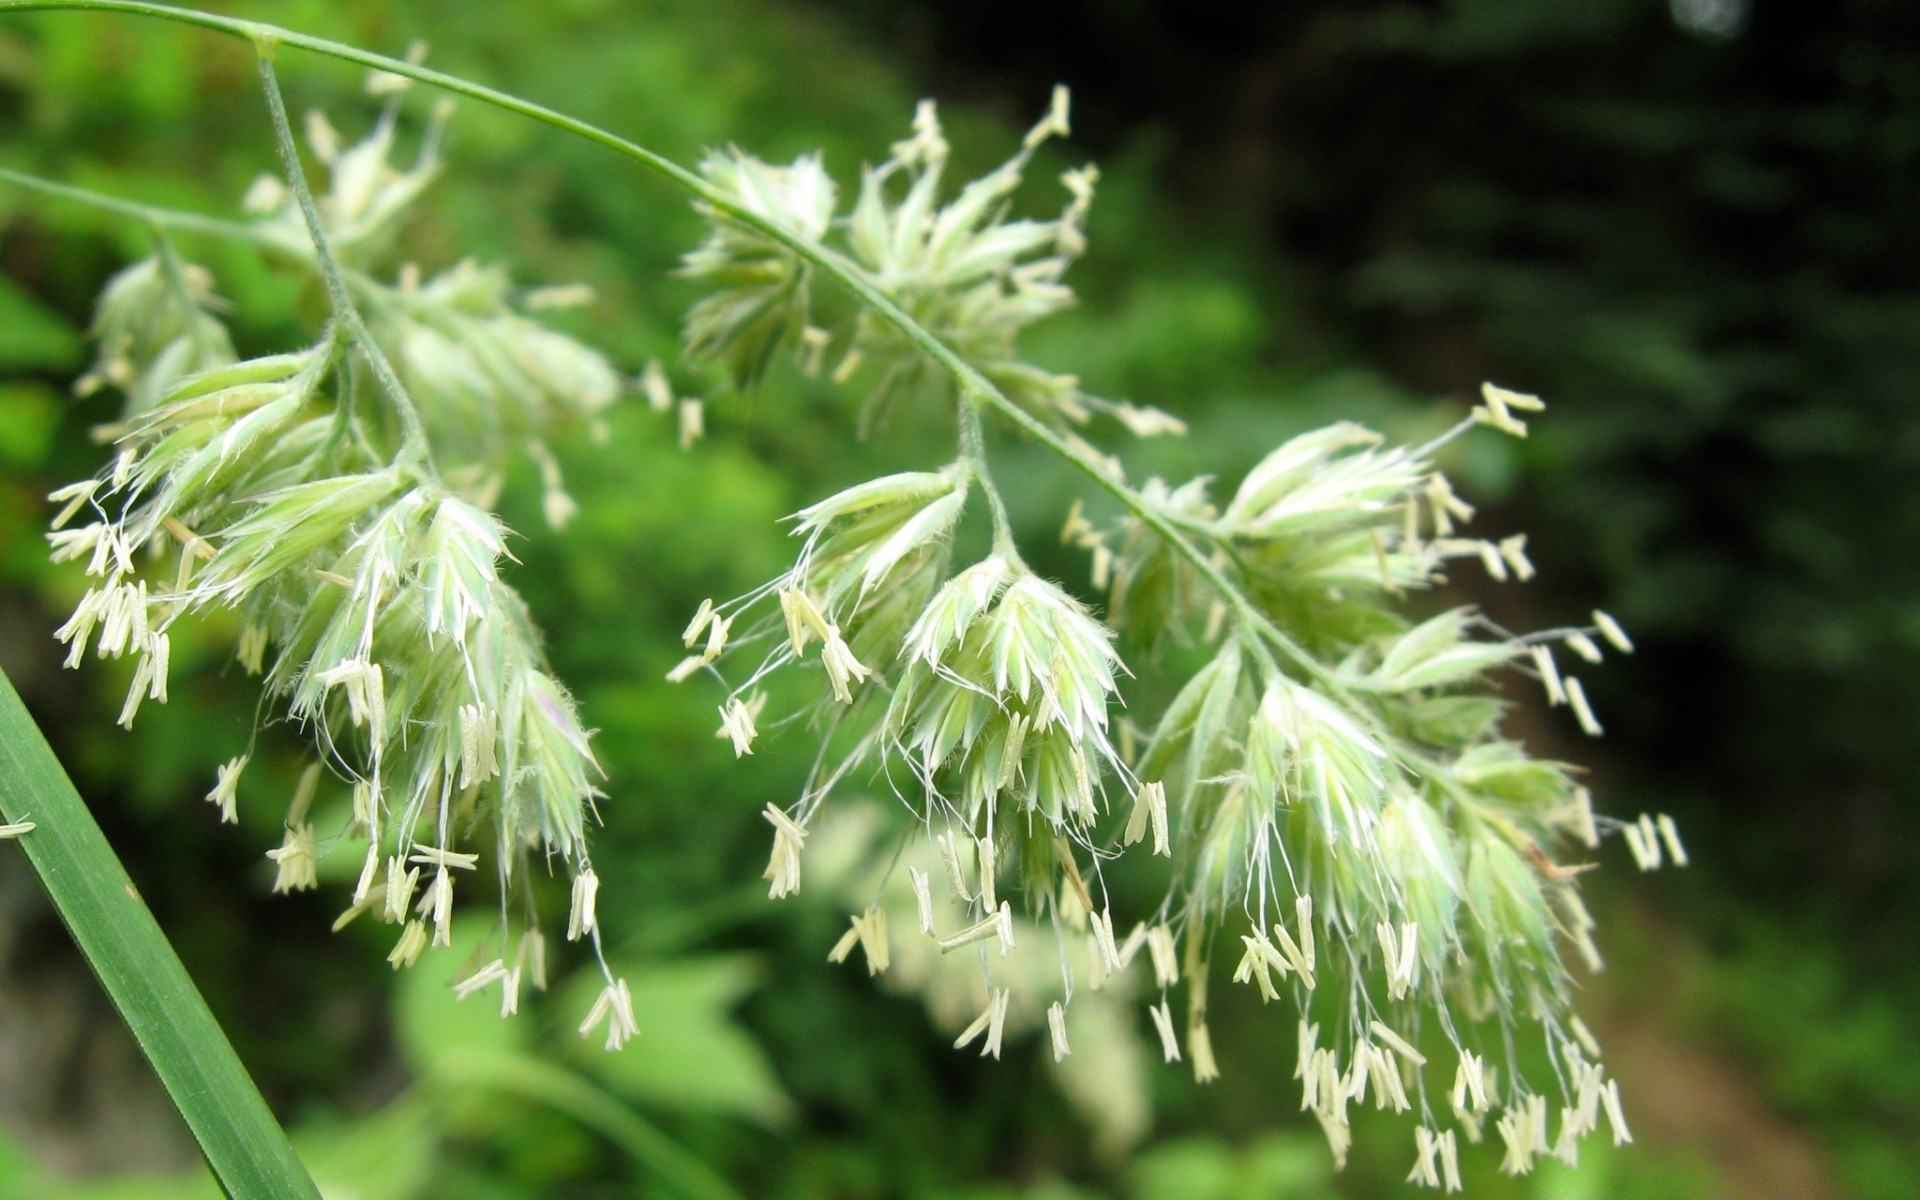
[0,1,1913,1196]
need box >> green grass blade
[0,667,321,1199]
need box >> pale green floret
[77,250,237,414]
[1374,794,1464,976]
[885,559,1123,836]
[1223,422,1426,539]
[792,467,969,642]
[1369,609,1521,694]
[678,149,838,388]
[1463,833,1560,993]
[118,347,335,540]
[695,467,976,698]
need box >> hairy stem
[253,40,435,475]
[957,396,1017,557]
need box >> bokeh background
[1,0,1916,1196]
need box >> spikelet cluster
[74,248,235,412]
[888,554,1123,836]
[675,94,1683,1185]
[47,77,631,1038]
[1103,394,1661,1178]
[680,88,1181,441]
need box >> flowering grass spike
[23,26,1684,1184]
[670,91,1680,1185]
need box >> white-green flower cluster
[48,80,632,1041]
[373,258,619,492]
[244,95,446,260]
[1101,402,1652,1176]
[680,88,1180,440]
[74,246,235,413]
[674,95,1684,1186]
[680,148,838,390]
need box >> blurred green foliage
[0,0,1913,1197]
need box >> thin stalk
[0,667,321,1198]
[0,166,423,312]
[0,164,287,247]
[152,235,221,365]
[957,396,1017,557]
[0,0,1335,688]
[252,41,435,476]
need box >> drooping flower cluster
[47,78,632,1041]
[673,94,1687,1186]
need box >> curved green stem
[0,668,321,1198]
[0,164,289,247]
[0,0,1338,691]
[253,50,428,473]
[0,166,425,320]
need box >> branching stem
[0,167,437,329]
[957,396,1018,558]
[253,41,436,477]
[0,0,1338,691]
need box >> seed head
[46,96,624,1021]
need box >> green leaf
[0,667,320,1198]
[437,1051,744,1200]
[566,954,792,1125]
[392,925,530,1078]
[0,275,82,370]
[298,1092,440,1200]
[1132,1134,1336,1200]
[1132,1139,1237,1200]
[0,383,57,466]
